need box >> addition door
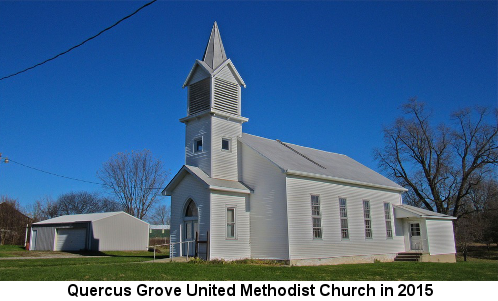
[409,223,423,251]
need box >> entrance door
[409,223,423,251]
[183,220,198,256]
[182,199,198,256]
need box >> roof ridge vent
[276,139,326,169]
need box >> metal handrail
[149,240,195,262]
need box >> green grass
[0,259,496,281]
[0,245,496,281]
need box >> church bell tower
[180,22,247,181]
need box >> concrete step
[394,252,422,262]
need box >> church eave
[179,109,249,124]
[183,59,245,88]
[285,169,408,193]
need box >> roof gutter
[285,170,408,193]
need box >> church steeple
[202,21,227,70]
[182,22,246,119]
[181,22,247,181]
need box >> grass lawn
[0,245,496,281]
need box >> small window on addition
[194,138,203,153]
[221,138,231,151]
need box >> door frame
[409,222,423,251]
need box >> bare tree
[30,192,123,221]
[0,196,32,245]
[374,99,498,217]
[97,150,168,220]
[57,191,122,215]
[31,196,60,221]
[147,204,170,225]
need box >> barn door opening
[183,199,198,256]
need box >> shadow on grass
[64,250,170,260]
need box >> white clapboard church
[163,22,457,265]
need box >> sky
[0,0,496,212]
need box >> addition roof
[163,165,252,196]
[393,204,456,220]
[239,133,407,192]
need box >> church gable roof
[239,133,406,192]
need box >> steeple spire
[202,21,227,70]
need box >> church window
[226,207,236,239]
[363,200,372,239]
[194,138,203,153]
[384,202,393,238]
[185,199,198,217]
[221,138,231,151]
[339,198,349,239]
[311,195,322,239]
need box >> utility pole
[0,153,9,164]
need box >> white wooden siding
[426,219,456,255]
[210,116,242,180]
[185,116,212,176]
[210,192,250,260]
[286,175,405,260]
[169,173,210,257]
[240,142,289,260]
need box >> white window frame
[339,197,349,240]
[194,137,203,153]
[311,195,322,239]
[226,207,236,239]
[363,200,372,239]
[221,137,231,152]
[384,202,393,239]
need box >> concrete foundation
[289,253,397,266]
[419,253,456,263]
[288,252,456,266]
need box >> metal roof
[34,211,129,225]
[239,133,406,192]
[202,21,227,70]
[393,204,456,219]
[163,165,252,196]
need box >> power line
[7,159,102,185]
[6,158,164,190]
[0,0,157,81]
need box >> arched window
[185,199,198,217]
